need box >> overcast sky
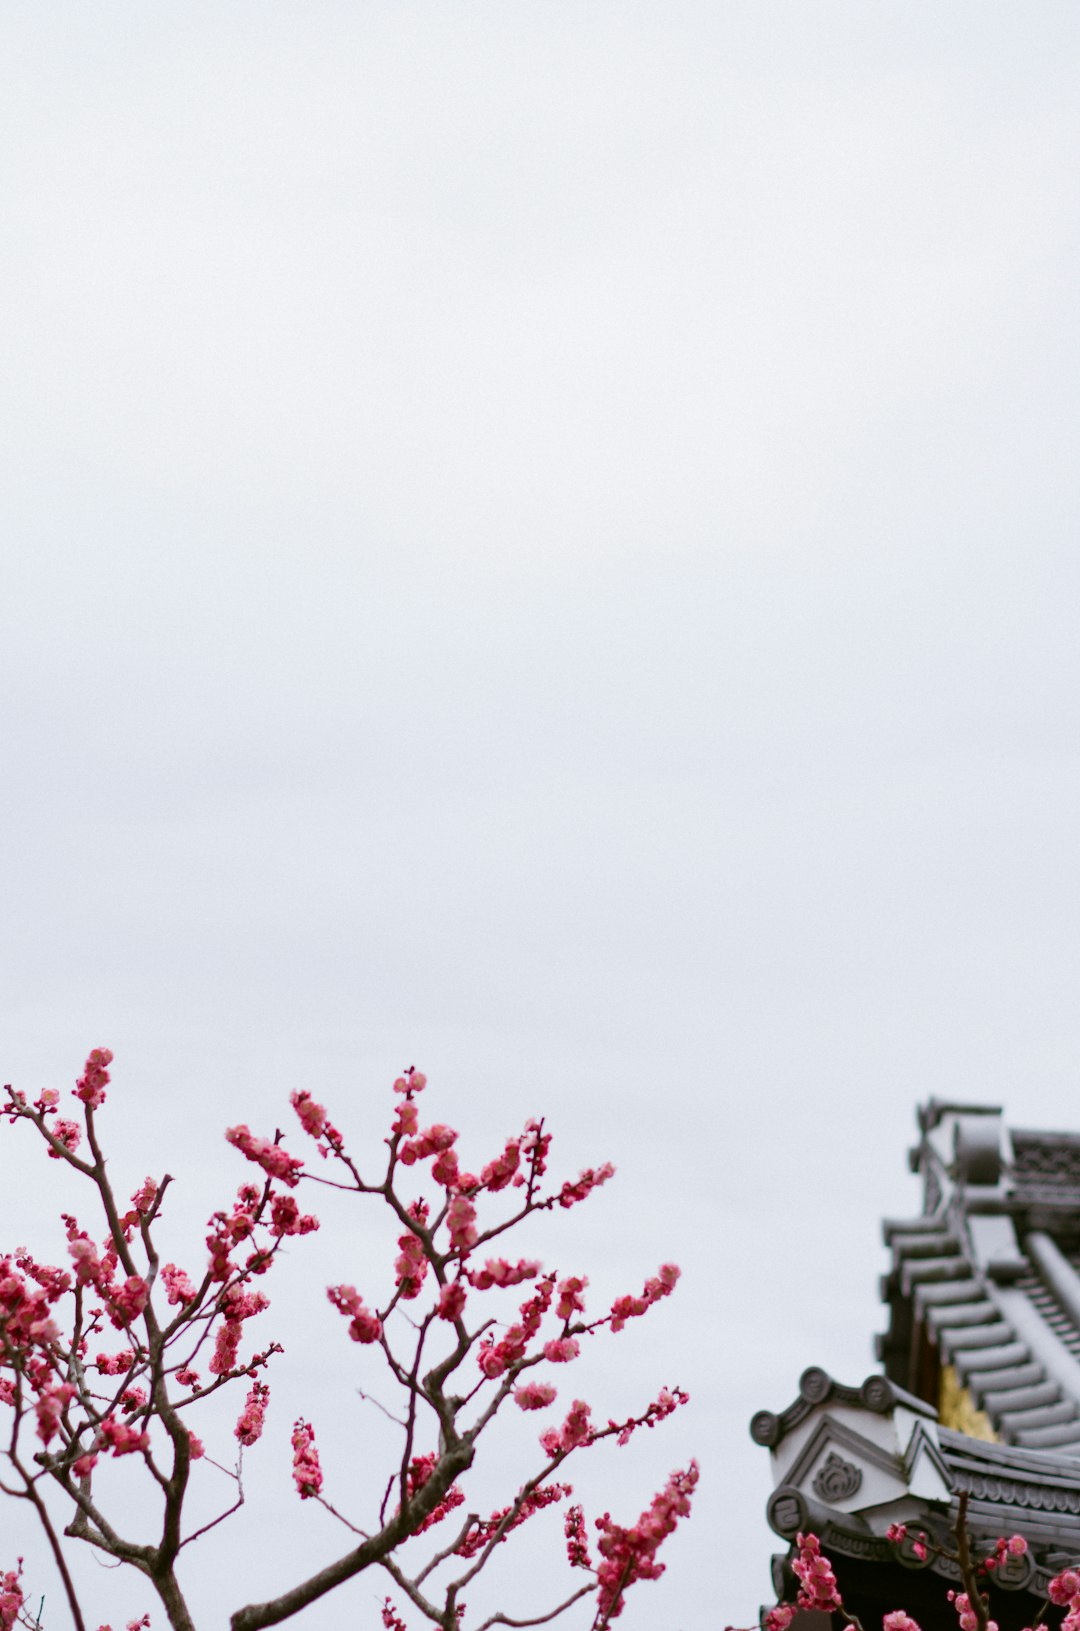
[2,5,1080,1628]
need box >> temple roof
[877,1101,1080,1450]
[750,1102,1080,1623]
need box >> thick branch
[229,1438,475,1631]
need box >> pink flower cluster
[883,1614,922,1631]
[480,1137,522,1192]
[454,1482,571,1559]
[436,1280,467,1322]
[564,1502,592,1568]
[96,1348,134,1375]
[605,1385,689,1447]
[468,1257,540,1290]
[477,1276,555,1379]
[290,1088,346,1162]
[399,1452,466,1535]
[609,1263,680,1333]
[393,1068,428,1095]
[208,1285,269,1377]
[792,1532,842,1613]
[556,1162,614,1210]
[886,1521,928,1560]
[0,1564,23,1631]
[327,1283,382,1344]
[161,1264,196,1307]
[48,1118,82,1158]
[949,1591,997,1631]
[1050,1566,1080,1631]
[35,1382,76,1446]
[984,1533,1028,1570]
[447,1194,477,1252]
[395,1201,430,1300]
[225,1125,304,1188]
[97,1418,150,1457]
[269,1194,320,1238]
[74,1047,113,1110]
[556,1275,587,1319]
[540,1398,592,1457]
[514,1381,557,1411]
[291,1418,322,1498]
[399,1123,458,1167]
[235,1380,270,1446]
[593,1461,699,1621]
[0,1253,66,1356]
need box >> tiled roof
[876,1102,1080,1452]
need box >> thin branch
[474,1584,596,1631]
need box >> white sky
[2,4,1080,1628]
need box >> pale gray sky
[2,5,1080,1627]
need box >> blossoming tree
[756,1496,1080,1631]
[0,1051,695,1631]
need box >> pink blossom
[447,1194,478,1253]
[609,1263,680,1332]
[607,1385,689,1446]
[593,1461,698,1620]
[209,1319,242,1375]
[392,1068,427,1095]
[235,1381,270,1446]
[540,1398,592,1457]
[883,1615,922,1631]
[48,1118,82,1158]
[109,1275,149,1329]
[224,1125,304,1188]
[455,1483,571,1559]
[437,1281,468,1322]
[514,1381,557,1410]
[556,1275,588,1319]
[35,1383,76,1445]
[129,1177,158,1215]
[290,1090,327,1139]
[269,1194,319,1237]
[327,1284,382,1344]
[382,1603,409,1631]
[399,1124,457,1166]
[0,1563,25,1631]
[557,1161,615,1210]
[392,1100,419,1138]
[469,1258,541,1290]
[96,1348,135,1375]
[68,1233,103,1288]
[765,1607,796,1631]
[161,1264,196,1306]
[398,1453,467,1535]
[565,1503,592,1568]
[74,1047,113,1110]
[395,1222,429,1300]
[175,1365,200,1389]
[291,1418,322,1498]
[543,1337,580,1363]
[97,1418,150,1456]
[792,1532,842,1614]
[431,1146,460,1187]
[480,1138,522,1192]
[1049,1570,1080,1606]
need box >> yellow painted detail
[938,1365,997,1442]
